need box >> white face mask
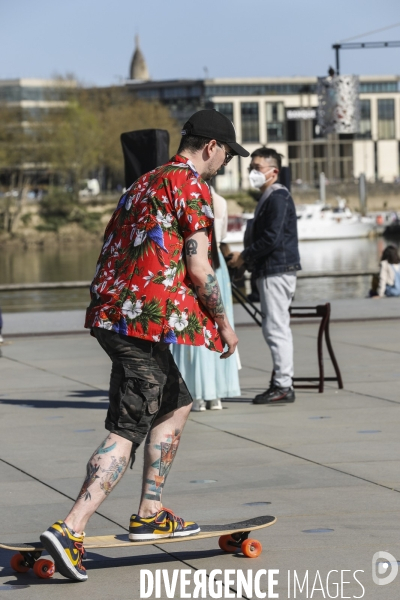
[248,169,267,189]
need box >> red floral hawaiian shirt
[85,154,223,352]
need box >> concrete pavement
[0,316,400,599]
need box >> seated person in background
[371,245,400,298]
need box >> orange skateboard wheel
[10,553,30,573]
[218,534,237,553]
[33,558,55,578]
[241,538,262,558]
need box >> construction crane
[332,41,400,75]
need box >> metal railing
[0,270,377,292]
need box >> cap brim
[227,141,250,158]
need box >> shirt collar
[172,154,200,178]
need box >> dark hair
[251,147,282,171]
[381,245,400,264]
[178,134,213,154]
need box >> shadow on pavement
[85,548,224,569]
[0,549,224,584]
[0,399,108,410]
[222,397,290,407]
[2,577,70,586]
[68,390,108,398]
[222,397,252,403]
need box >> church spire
[129,35,150,81]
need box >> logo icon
[372,551,398,586]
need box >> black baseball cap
[181,109,249,157]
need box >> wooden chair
[231,283,343,394]
[290,303,343,393]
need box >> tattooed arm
[185,229,238,358]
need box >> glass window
[378,99,395,139]
[190,86,202,98]
[357,99,371,139]
[206,83,317,96]
[0,86,21,102]
[287,119,301,142]
[136,88,160,99]
[360,82,397,93]
[24,87,66,101]
[241,102,259,142]
[313,145,325,158]
[266,102,285,141]
[22,87,44,101]
[0,85,68,103]
[162,87,188,99]
[214,102,234,124]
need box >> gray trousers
[257,273,297,389]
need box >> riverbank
[0,224,103,249]
[1,181,400,249]
[0,193,115,248]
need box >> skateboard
[0,515,276,579]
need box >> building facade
[0,78,78,187]
[126,75,400,190]
[0,78,77,119]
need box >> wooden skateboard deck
[1,515,276,578]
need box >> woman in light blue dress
[171,189,241,410]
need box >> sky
[1,0,400,86]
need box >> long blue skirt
[171,251,241,400]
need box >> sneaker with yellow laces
[40,521,87,582]
[129,508,200,541]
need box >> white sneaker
[0,335,3,344]
[191,399,206,412]
[206,399,222,410]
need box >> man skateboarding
[40,110,248,582]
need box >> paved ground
[0,316,400,599]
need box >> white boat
[222,214,252,247]
[223,200,375,249]
[296,200,375,241]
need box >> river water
[0,237,398,313]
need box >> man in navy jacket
[228,147,301,403]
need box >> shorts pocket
[118,378,161,431]
[138,381,161,415]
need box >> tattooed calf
[78,462,100,501]
[97,438,117,455]
[144,430,182,501]
[100,456,127,496]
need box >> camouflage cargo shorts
[92,329,192,450]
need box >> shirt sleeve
[175,177,214,238]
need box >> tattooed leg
[64,433,132,534]
[138,403,192,517]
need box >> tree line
[0,85,181,231]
